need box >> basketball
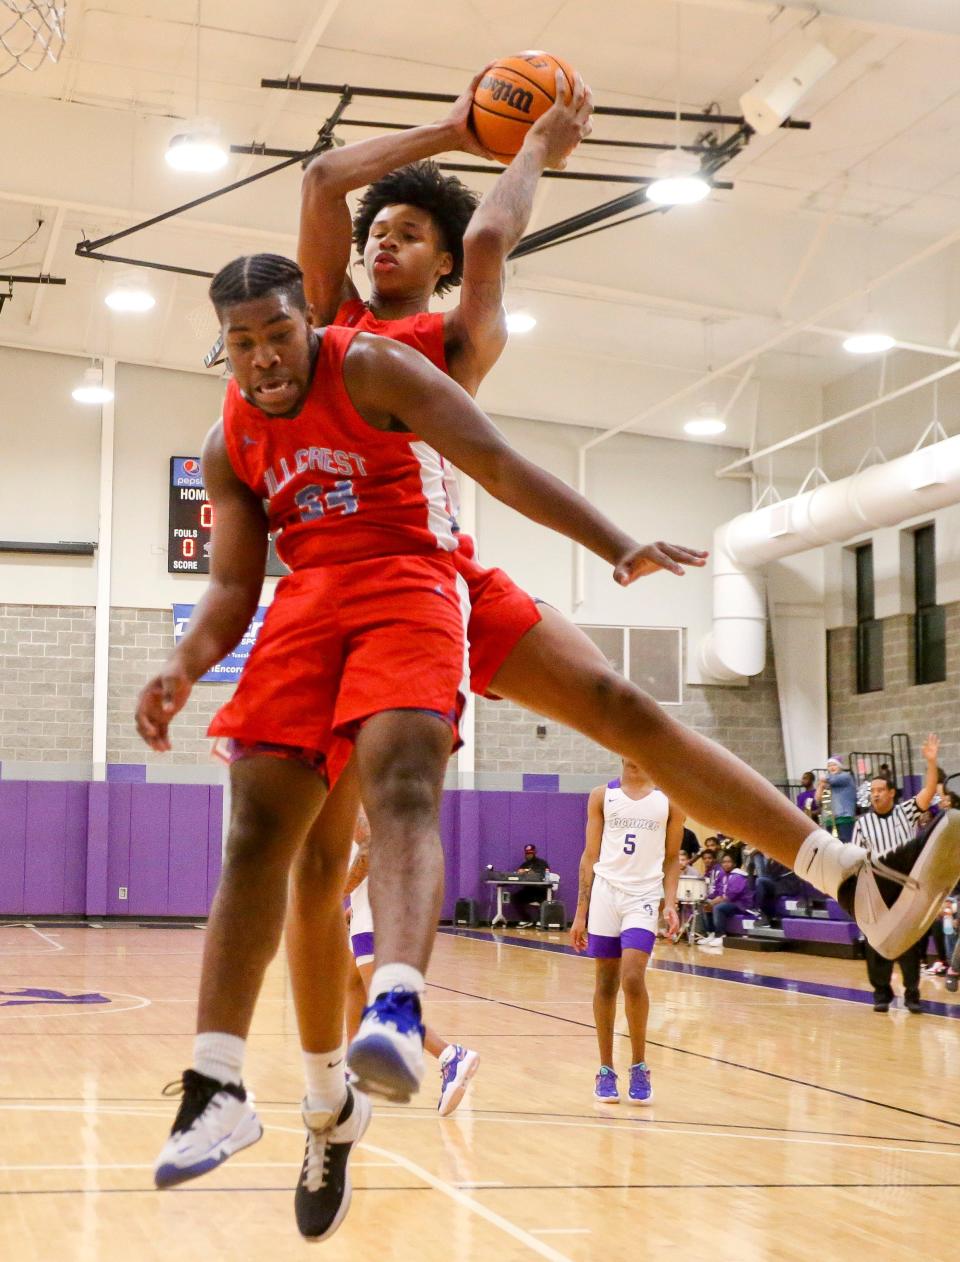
[471,50,577,162]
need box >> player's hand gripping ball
[471,50,577,162]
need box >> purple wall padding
[206,788,224,909]
[106,764,147,783]
[0,781,28,914]
[0,782,88,915]
[523,773,559,793]
[86,784,110,917]
[168,786,216,917]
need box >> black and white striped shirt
[851,797,920,859]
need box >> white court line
[0,924,65,956]
[0,990,151,1020]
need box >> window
[855,543,883,694]
[913,524,945,685]
[578,625,683,705]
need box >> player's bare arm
[298,68,493,321]
[571,785,605,952]
[662,806,684,938]
[449,70,594,392]
[343,333,707,582]
[134,424,268,752]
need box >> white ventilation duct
[699,434,960,682]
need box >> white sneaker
[347,988,425,1103]
[849,810,960,959]
[437,1046,480,1117]
[294,1085,372,1241]
[154,1069,262,1188]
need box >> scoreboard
[167,457,286,576]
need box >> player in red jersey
[135,251,706,1238]
[286,66,960,1024]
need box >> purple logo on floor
[0,988,111,1008]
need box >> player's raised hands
[135,662,194,752]
[528,69,593,170]
[613,541,709,586]
[442,64,498,160]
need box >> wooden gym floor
[1,921,957,1261]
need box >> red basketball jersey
[221,324,457,569]
[334,298,447,372]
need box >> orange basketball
[471,51,577,163]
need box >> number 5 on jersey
[624,833,636,855]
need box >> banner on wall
[172,604,268,683]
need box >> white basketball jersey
[348,841,370,912]
[593,779,669,894]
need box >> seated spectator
[796,771,819,822]
[818,756,857,841]
[753,859,808,927]
[697,851,755,945]
[680,826,700,859]
[693,849,719,883]
[513,844,549,927]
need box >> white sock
[438,1044,456,1067]
[194,1032,246,1086]
[793,829,867,900]
[370,963,425,999]
[303,1043,348,1117]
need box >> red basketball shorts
[209,554,466,761]
[453,540,542,699]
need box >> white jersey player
[571,758,683,1105]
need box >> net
[0,1,66,78]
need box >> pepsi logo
[183,458,200,475]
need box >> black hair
[352,161,480,296]
[871,776,896,791]
[209,253,306,315]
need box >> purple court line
[437,927,960,1020]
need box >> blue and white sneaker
[437,1045,480,1117]
[154,1069,262,1188]
[347,988,425,1103]
[593,1066,619,1103]
[628,1063,653,1105]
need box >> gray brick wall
[475,641,787,782]
[828,602,960,775]
[108,607,237,764]
[0,605,95,761]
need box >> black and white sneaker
[838,809,960,960]
[295,1084,372,1242]
[154,1069,262,1188]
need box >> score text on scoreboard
[168,457,213,573]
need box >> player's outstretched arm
[451,70,593,392]
[134,425,268,752]
[298,68,494,322]
[571,785,605,952]
[345,334,708,582]
[662,806,685,938]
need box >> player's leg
[620,945,654,1105]
[489,607,960,959]
[155,753,327,1189]
[347,708,454,1101]
[865,944,896,1012]
[592,958,621,1102]
[900,939,925,1014]
[347,959,373,1040]
[284,766,373,1242]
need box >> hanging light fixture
[506,311,536,334]
[72,366,114,405]
[105,274,156,313]
[647,149,710,206]
[684,401,726,436]
[842,328,895,355]
[165,3,227,174]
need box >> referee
[853,733,940,1014]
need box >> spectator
[697,851,755,946]
[513,844,549,927]
[945,897,958,962]
[680,826,700,859]
[753,859,808,927]
[854,733,941,1014]
[818,756,857,842]
[692,849,718,882]
[796,771,819,822]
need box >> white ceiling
[2,0,960,461]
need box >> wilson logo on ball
[480,74,534,115]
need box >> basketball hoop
[0,1,66,78]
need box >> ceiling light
[506,311,536,334]
[646,149,710,206]
[842,330,895,355]
[684,402,726,437]
[105,277,156,313]
[72,367,113,405]
[165,118,228,174]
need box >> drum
[677,874,707,904]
